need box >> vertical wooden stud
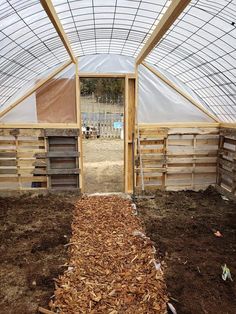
[124,75,136,193]
[45,135,51,189]
[216,134,224,187]
[75,60,84,192]
[192,134,197,189]
[15,135,22,190]
[163,135,168,190]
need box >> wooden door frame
[78,73,136,193]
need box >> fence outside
[81,95,124,139]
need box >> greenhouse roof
[0,0,236,122]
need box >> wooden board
[136,125,219,191]
[216,128,236,199]
[0,128,81,192]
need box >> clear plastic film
[0,94,37,123]
[0,64,76,124]
[138,64,213,123]
[79,54,135,74]
[79,54,213,123]
[0,54,213,124]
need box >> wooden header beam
[142,62,219,122]
[0,123,78,129]
[138,122,219,128]
[136,0,191,65]
[78,73,131,78]
[0,60,72,119]
[40,0,76,63]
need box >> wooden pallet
[136,125,219,191]
[216,128,236,200]
[0,128,80,192]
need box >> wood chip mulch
[50,196,167,313]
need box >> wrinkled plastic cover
[138,64,213,123]
[0,64,76,123]
[79,54,213,122]
[0,54,213,123]
[1,94,37,123]
[79,54,135,73]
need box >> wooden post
[216,134,224,187]
[124,75,136,193]
[192,134,197,189]
[75,61,84,192]
[15,135,22,190]
[163,136,168,190]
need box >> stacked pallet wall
[0,128,80,192]
[136,125,219,191]
[0,129,47,190]
[216,127,236,200]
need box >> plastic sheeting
[0,0,235,122]
[138,65,213,123]
[1,94,37,123]
[0,64,76,123]
[0,54,213,123]
[79,54,213,123]
[79,54,135,74]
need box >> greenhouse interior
[0,0,236,313]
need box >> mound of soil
[137,187,236,314]
[0,194,75,314]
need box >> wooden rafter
[136,0,191,65]
[40,0,76,63]
[0,60,72,119]
[142,62,219,122]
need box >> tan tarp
[36,77,76,123]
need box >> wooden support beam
[142,62,219,123]
[0,123,78,129]
[220,123,236,129]
[40,0,76,63]
[0,60,72,120]
[124,75,136,193]
[138,122,219,128]
[75,60,84,192]
[78,73,130,78]
[136,0,191,64]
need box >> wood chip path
[50,196,167,313]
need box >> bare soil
[83,139,124,193]
[137,187,236,314]
[0,194,75,314]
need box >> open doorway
[80,77,125,193]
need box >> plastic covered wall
[138,65,213,123]
[0,64,76,123]
[1,94,37,123]
[79,54,214,123]
[36,65,76,123]
[0,54,214,124]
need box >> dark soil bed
[137,187,236,314]
[0,194,75,314]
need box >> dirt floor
[83,139,124,193]
[137,187,236,314]
[0,194,75,314]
